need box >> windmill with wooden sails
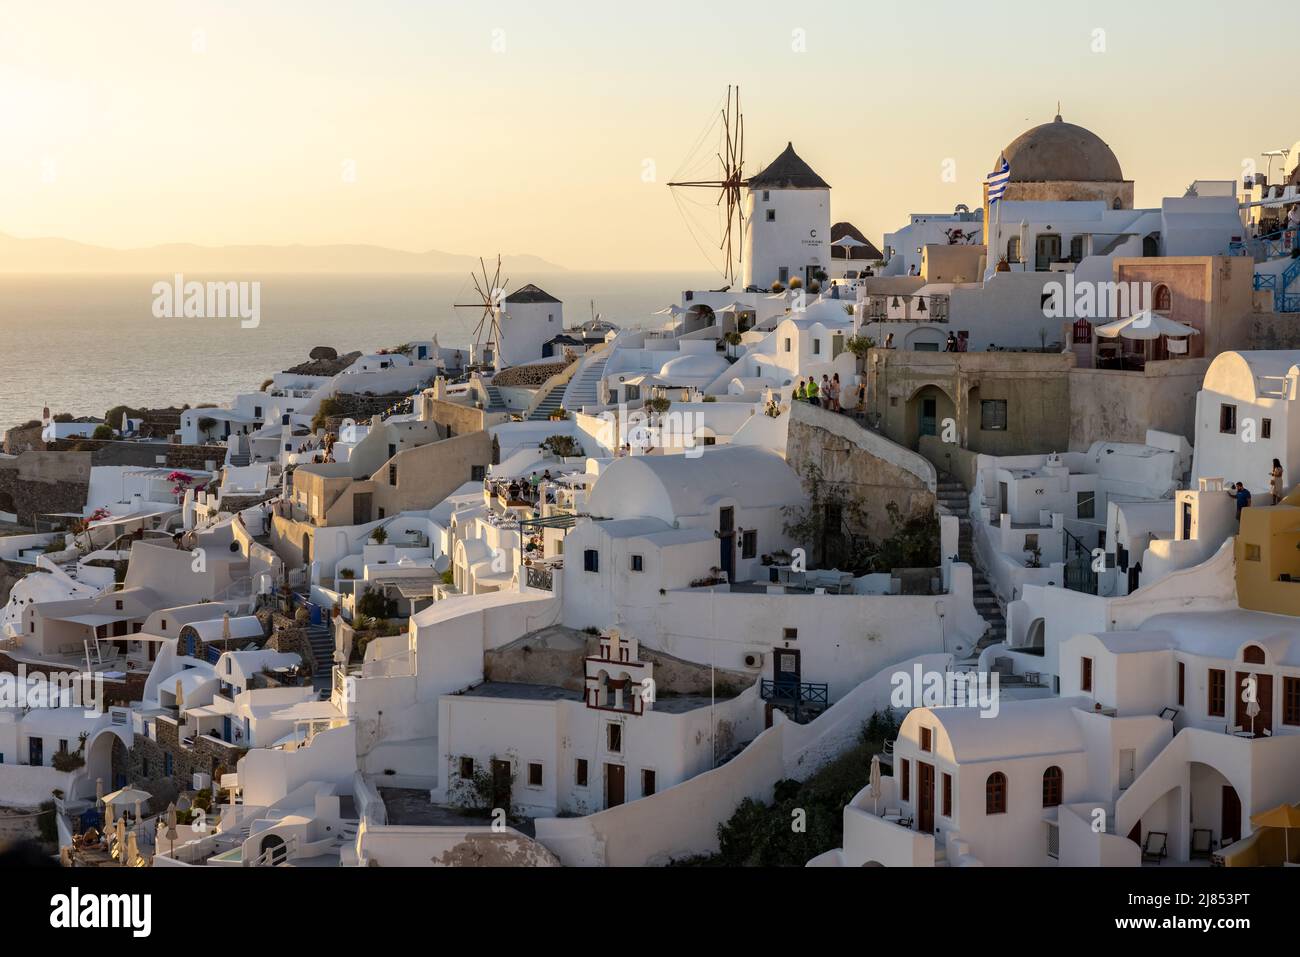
[667,85,746,288]
[453,255,510,370]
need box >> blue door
[309,603,322,626]
[28,737,42,766]
[223,716,232,742]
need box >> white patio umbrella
[102,785,152,809]
[652,305,687,317]
[1095,310,1199,341]
[713,301,753,315]
[831,236,867,252]
[869,754,883,815]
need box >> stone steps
[939,471,1006,656]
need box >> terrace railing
[760,679,830,723]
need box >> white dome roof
[658,352,731,381]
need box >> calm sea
[0,272,715,431]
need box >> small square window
[388,465,398,486]
[607,723,622,754]
[1077,490,1096,520]
[1244,543,1261,561]
[782,628,798,641]
[766,209,775,222]
[584,549,599,573]
[784,338,792,352]
[575,758,589,787]
[980,399,1008,431]
[920,727,932,752]
[1262,418,1272,439]
[813,339,821,355]
[527,762,543,787]
[641,768,657,797]
[630,554,644,572]
[741,530,757,560]
[471,465,486,482]
[459,756,474,779]
[115,600,123,611]
[1220,404,1237,435]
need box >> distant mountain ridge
[0,232,564,274]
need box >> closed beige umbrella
[115,816,127,866]
[869,754,883,815]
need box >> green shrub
[92,425,114,440]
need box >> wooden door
[1035,234,1061,271]
[1235,672,1273,736]
[605,763,625,809]
[917,762,935,833]
[490,759,512,814]
[1222,786,1242,845]
[773,648,801,696]
[920,398,937,437]
[718,507,735,582]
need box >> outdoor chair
[1141,831,1168,864]
[1190,829,1214,860]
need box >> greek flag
[986,156,1011,204]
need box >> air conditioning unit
[192,772,211,791]
[743,652,763,669]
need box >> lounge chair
[1190,828,1214,860]
[1141,831,1168,864]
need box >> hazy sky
[2,0,1295,275]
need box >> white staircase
[527,380,567,421]
[560,353,608,413]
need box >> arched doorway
[259,834,287,865]
[301,532,311,566]
[904,384,956,451]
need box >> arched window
[1042,766,1063,807]
[986,771,1007,814]
[1112,197,1123,210]
[1243,644,1266,665]
[1153,284,1172,312]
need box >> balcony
[760,679,829,722]
[524,563,554,591]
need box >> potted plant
[371,526,388,545]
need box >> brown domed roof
[997,114,1124,184]
[747,142,830,190]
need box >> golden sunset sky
[1,0,1294,273]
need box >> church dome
[997,114,1124,184]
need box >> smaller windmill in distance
[454,255,510,370]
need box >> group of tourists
[791,373,863,414]
[486,469,555,505]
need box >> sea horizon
[0,270,719,431]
